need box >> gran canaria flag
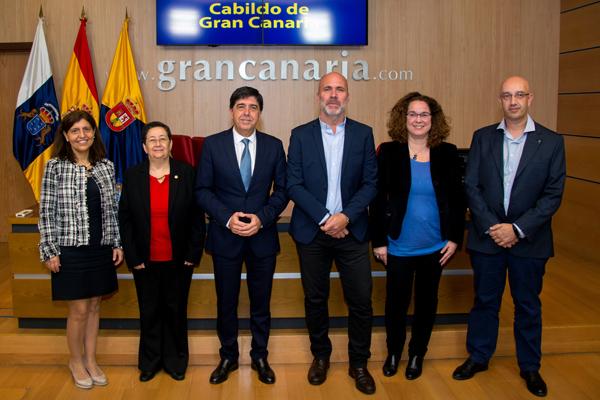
[61,12,99,122]
[13,15,60,202]
[100,15,147,184]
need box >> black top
[119,158,205,268]
[87,177,102,247]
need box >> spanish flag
[61,13,99,122]
[99,15,147,184]
[13,15,60,202]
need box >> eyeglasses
[500,92,530,101]
[407,111,432,119]
[146,137,170,145]
[67,126,93,135]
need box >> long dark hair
[387,92,450,147]
[53,110,106,164]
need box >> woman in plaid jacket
[39,110,123,390]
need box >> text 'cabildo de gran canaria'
[200,2,311,29]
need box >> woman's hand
[113,248,124,266]
[44,256,61,273]
[133,263,145,270]
[373,246,388,266]
[439,241,458,266]
[183,261,194,267]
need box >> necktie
[240,138,251,191]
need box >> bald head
[318,72,349,122]
[499,76,533,124]
[500,76,531,94]
[318,72,348,94]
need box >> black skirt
[51,245,118,301]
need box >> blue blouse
[388,159,447,257]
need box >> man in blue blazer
[453,76,565,397]
[195,87,288,385]
[287,72,378,395]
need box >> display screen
[156,0,368,45]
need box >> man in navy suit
[287,72,378,395]
[195,86,288,385]
[453,76,565,397]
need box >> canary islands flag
[61,15,99,122]
[100,16,147,184]
[13,17,60,202]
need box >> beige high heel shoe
[69,362,93,389]
[88,368,108,386]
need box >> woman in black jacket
[371,92,465,380]
[119,121,205,382]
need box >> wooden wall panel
[0,52,36,242]
[560,2,600,52]
[0,0,559,151]
[557,94,600,136]
[0,0,560,243]
[553,178,600,262]
[559,47,600,93]
[556,0,600,266]
[561,0,599,11]
[564,136,600,182]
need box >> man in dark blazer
[453,76,566,397]
[195,86,288,385]
[287,72,378,395]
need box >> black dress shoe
[520,371,547,397]
[139,370,157,382]
[348,366,376,395]
[251,358,276,384]
[405,355,423,380]
[307,358,330,385]
[165,369,185,381]
[209,359,239,384]
[382,354,400,377]
[452,358,488,380]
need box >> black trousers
[296,231,373,368]
[133,262,193,374]
[385,252,443,358]
[466,250,546,372]
[212,250,276,361]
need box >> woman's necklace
[408,145,427,160]
[77,160,92,177]
[150,167,169,183]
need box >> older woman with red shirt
[119,121,205,382]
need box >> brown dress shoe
[348,366,376,395]
[307,358,330,385]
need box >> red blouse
[149,174,172,262]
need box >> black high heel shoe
[382,354,400,377]
[405,355,423,380]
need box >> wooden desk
[8,212,473,325]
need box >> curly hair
[387,92,450,147]
[53,110,106,164]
